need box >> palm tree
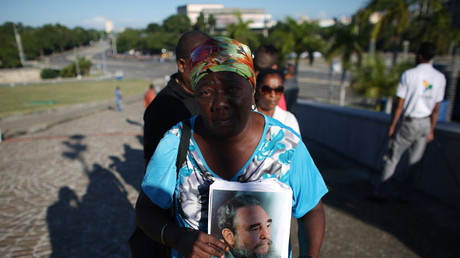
[352,8,382,56]
[410,0,460,55]
[207,14,216,35]
[226,12,259,50]
[270,17,326,68]
[351,54,413,112]
[325,22,363,106]
[366,0,417,64]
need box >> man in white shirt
[372,42,446,201]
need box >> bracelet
[160,224,168,246]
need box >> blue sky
[0,0,369,30]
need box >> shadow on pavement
[109,142,145,192]
[46,132,144,257]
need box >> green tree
[208,14,217,35]
[35,24,62,55]
[352,8,380,55]
[19,25,40,60]
[72,26,94,46]
[326,22,363,67]
[146,23,161,34]
[144,31,179,54]
[162,14,191,34]
[194,14,207,32]
[325,21,364,106]
[409,0,460,55]
[0,22,99,67]
[270,17,326,68]
[60,56,92,78]
[54,23,74,51]
[144,33,164,54]
[0,22,21,68]
[226,12,259,50]
[351,54,413,111]
[367,0,416,64]
[40,68,60,79]
[117,28,142,53]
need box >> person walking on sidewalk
[372,42,446,201]
[115,86,122,111]
[143,84,156,108]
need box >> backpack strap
[176,119,191,175]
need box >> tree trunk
[392,37,400,65]
[385,96,392,114]
[339,68,347,107]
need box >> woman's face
[195,71,254,138]
[256,73,283,112]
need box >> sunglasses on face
[260,85,284,95]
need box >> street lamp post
[73,47,81,79]
[12,24,26,66]
[111,33,117,57]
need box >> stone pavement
[1,96,460,257]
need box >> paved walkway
[1,97,459,257]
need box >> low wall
[296,99,460,209]
[0,68,41,84]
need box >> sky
[0,0,370,30]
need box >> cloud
[81,16,106,30]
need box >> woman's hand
[177,229,229,258]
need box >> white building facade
[177,4,275,33]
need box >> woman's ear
[177,58,186,73]
[222,228,235,247]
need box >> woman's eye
[199,89,213,97]
[227,87,238,94]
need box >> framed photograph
[208,178,293,258]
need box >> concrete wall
[296,99,460,209]
[0,68,41,84]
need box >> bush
[40,68,60,79]
[60,64,76,78]
[59,56,92,78]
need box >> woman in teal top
[135,37,328,258]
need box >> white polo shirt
[396,63,446,118]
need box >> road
[40,42,354,105]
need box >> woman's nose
[212,91,228,110]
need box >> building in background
[177,4,224,24]
[177,4,275,34]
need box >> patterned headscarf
[189,37,255,90]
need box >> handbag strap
[176,119,191,175]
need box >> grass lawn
[0,78,152,118]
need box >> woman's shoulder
[273,106,296,119]
[262,113,301,142]
[270,107,300,135]
[164,116,197,138]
